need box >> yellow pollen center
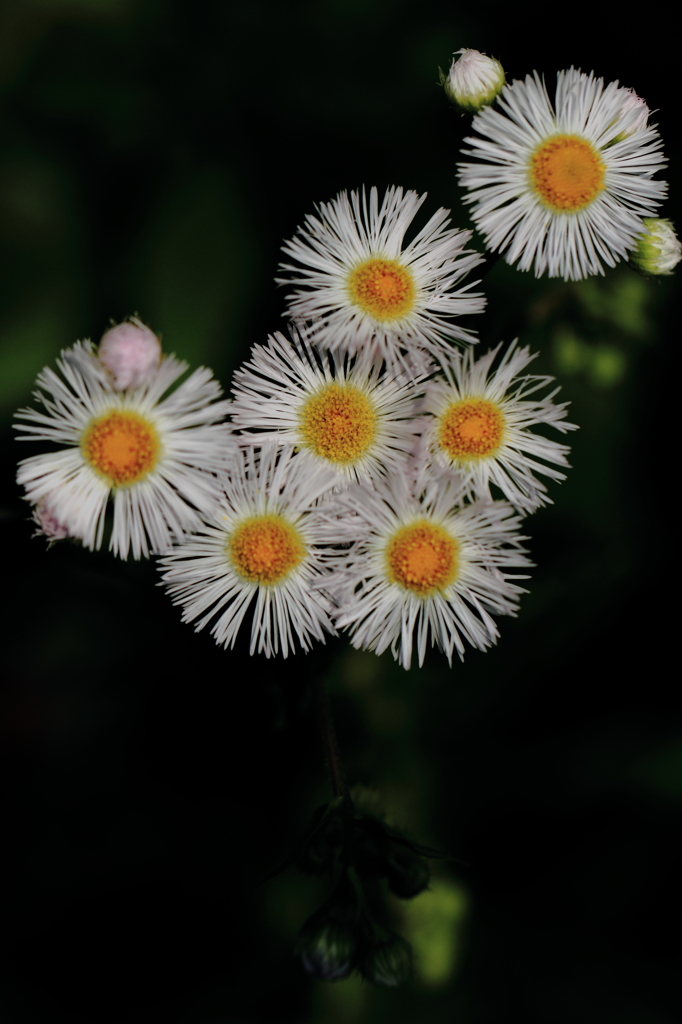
[81,410,160,486]
[347,258,416,321]
[229,515,305,585]
[300,383,377,464]
[386,520,459,596]
[530,134,605,211]
[438,398,505,461]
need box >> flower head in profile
[331,474,530,670]
[159,446,340,659]
[229,329,425,487]
[458,68,667,280]
[421,341,577,511]
[629,217,681,275]
[277,186,485,369]
[15,341,232,559]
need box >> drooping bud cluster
[293,792,443,986]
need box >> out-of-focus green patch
[552,326,627,389]
[0,294,74,415]
[628,738,682,801]
[574,270,651,338]
[341,648,385,690]
[312,971,367,1024]
[132,168,258,375]
[397,876,468,988]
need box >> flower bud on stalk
[439,48,505,114]
[630,218,682,275]
[297,919,357,981]
[98,317,161,390]
[360,931,413,987]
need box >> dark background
[1,2,679,1022]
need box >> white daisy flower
[331,474,530,670]
[277,186,485,368]
[159,446,340,659]
[421,341,577,511]
[229,329,426,486]
[15,341,232,559]
[458,68,667,280]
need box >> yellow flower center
[229,514,305,585]
[438,398,505,461]
[530,134,605,211]
[81,410,160,486]
[386,520,459,596]
[299,383,377,464]
[347,258,416,321]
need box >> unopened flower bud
[297,921,356,981]
[630,218,682,275]
[98,317,161,390]
[439,49,505,114]
[616,87,650,137]
[360,931,412,987]
[32,495,71,543]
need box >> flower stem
[312,673,347,799]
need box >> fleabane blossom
[421,341,577,511]
[330,474,530,670]
[458,68,667,280]
[277,186,485,370]
[159,446,341,659]
[229,329,425,487]
[15,341,232,559]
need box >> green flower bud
[360,931,413,987]
[629,218,682,275]
[439,48,505,114]
[297,920,356,981]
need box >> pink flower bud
[32,496,71,542]
[98,317,161,390]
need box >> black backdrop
[1,2,679,1022]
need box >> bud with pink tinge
[98,317,161,390]
[32,495,71,543]
[613,87,650,138]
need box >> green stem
[312,673,347,799]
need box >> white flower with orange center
[458,68,667,279]
[15,341,232,558]
[159,447,340,659]
[422,341,577,511]
[277,186,485,368]
[331,474,530,670]
[229,330,425,485]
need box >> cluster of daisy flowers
[445,51,678,280]
[158,185,576,670]
[14,185,578,670]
